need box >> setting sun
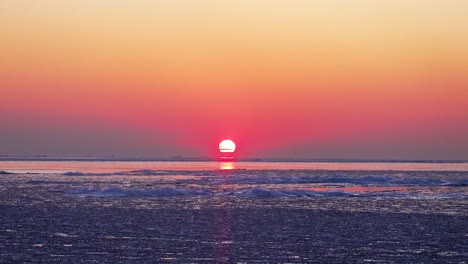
[219,140,236,153]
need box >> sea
[0,160,467,263]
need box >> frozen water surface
[0,161,467,263]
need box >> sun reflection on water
[219,162,235,170]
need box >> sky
[1,0,468,160]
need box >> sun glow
[219,139,236,153]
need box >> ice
[2,161,468,264]
[66,185,468,198]
[68,186,361,198]
[211,174,463,187]
[63,171,87,176]
[442,179,468,186]
[57,168,468,199]
[124,169,170,175]
[61,169,468,188]
[2,161,467,263]
[68,187,213,197]
[53,232,73,237]
[238,186,287,197]
[236,186,357,198]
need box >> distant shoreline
[0,157,466,163]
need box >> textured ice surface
[68,186,359,198]
[236,186,357,198]
[58,169,468,197]
[57,168,468,198]
[67,185,468,198]
[68,187,213,197]
[1,164,467,263]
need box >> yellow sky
[2,0,467,87]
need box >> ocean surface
[1,161,467,263]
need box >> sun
[219,139,236,153]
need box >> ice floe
[68,187,213,197]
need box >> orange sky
[1,1,468,159]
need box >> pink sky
[1,1,467,159]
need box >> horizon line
[0,156,466,163]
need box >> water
[1,161,467,262]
